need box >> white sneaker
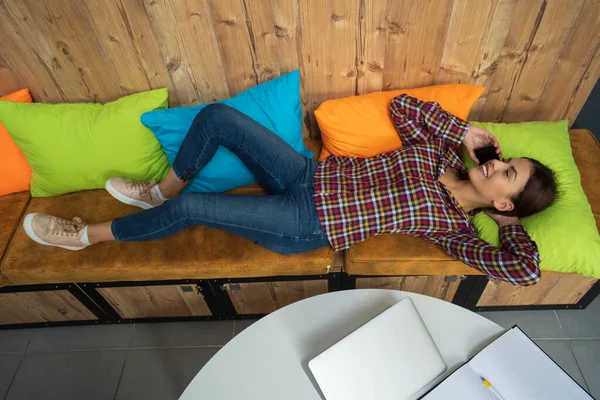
[105,178,164,209]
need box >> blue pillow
[141,70,313,193]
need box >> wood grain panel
[176,285,213,316]
[207,0,258,96]
[143,0,230,106]
[477,274,598,307]
[501,0,583,122]
[270,0,302,74]
[0,291,96,325]
[118,0,178,97]
[382,0,453,90]
[84,1,155,96]
[356,276,461,302]
[535,0,600,123]
[356,0,388,95]
[25,0,123,103]
[435,0,497,85]
[565,53,600,125]
[0,0,598,130]
[243,0,304,130]
[98,285,212,318]
[299,0,360,136]
[471,0,545,122]
[225,280,328,314]
[244,0,282,83]
[0,1,71,102]
[467,0,519,119]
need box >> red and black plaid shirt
[312,94,541,286]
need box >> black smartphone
[474,144,499,165]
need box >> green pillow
[461,120,600,277]
[0,89,170,197]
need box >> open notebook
[421,326,594,400]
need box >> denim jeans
[111,104,330,255]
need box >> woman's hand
[484,210,519,227]
[463,125,502,164]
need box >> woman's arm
[390,94,470,148]
[433,225,541,286]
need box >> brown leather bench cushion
[1,139,334,286]
[345,129,600,276]
[0,192,30,286]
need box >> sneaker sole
[105,180,154,210]
[23,213,87,251]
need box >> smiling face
[467,158,533,212]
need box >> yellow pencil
[481,377,506,400]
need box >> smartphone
[474,144,499,165]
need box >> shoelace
[51,217,85,237]
[128,180,157,201]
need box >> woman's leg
[25,184,327,254]
[106,103,316,209]
[168,103,315,194]
[156,169,186,199]
[108,187,327,254]
[87,222,114,243]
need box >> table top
[179,289,504,400]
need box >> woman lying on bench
[23,95,557,286]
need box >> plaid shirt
[312,94,541,286]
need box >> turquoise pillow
[141,70,313,193]
[0,89,170,197]
[462,120,600,277]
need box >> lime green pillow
[461,120,600,277]
[0,89,170,197]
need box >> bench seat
[0,192,30,286]
[0,139,334,286]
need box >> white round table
[179,289,504,400]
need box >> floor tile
[233,319,258,336]
[6,350,126,400]
[570,340,600,398]
[115,347,219,400]
[556,294,600,339]
[0,354,22,399]
[26,324,134,353]
[0,330,31,354]
[129,321,233,348]
[477,310,564,339]
[534,340,588,391]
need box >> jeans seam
[110,220,122,241]
[173,131,214,182]
[290,182,312,189]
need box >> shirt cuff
[499,224,527,239]
[449,118,470,146]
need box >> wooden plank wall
[0,0,598,138]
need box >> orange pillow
[0,89,33,196]
[314,84,485,160]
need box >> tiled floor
[1,296,599,400]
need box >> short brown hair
[494,158,558,219]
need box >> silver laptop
[308,297,447,400]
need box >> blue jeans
[111,104,330,255]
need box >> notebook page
[420,364,498,400]
[468,327,592,400]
